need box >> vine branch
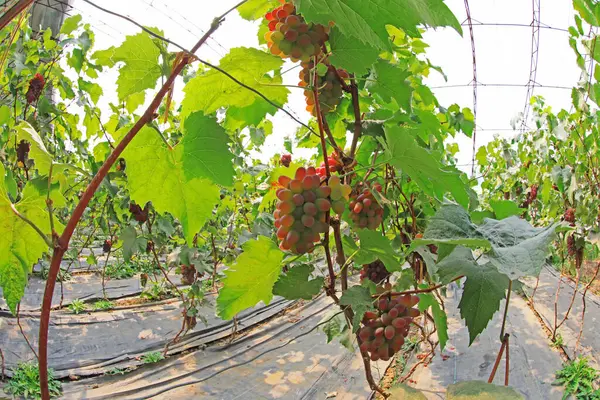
[37,8,235,398]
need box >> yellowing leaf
[0,165,52,314]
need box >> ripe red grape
[349,183,384,229]
[358,287,420,361]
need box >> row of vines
[1,0,599,398]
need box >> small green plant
[551,334,564,349]
[93,299,115,311]
[5,362,62,399]
[106,367,127,375]
[555,357,600,399]
[104,262,137,280]
[140,281,174,301]
[141,351,164,364]
[68,299,86,314]
[41,266,71,282]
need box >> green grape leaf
[122,126,221,245]
[446,380,524,399]
[418,292,448,350]
[442,255,508,344]
[328,27,380,75]
[489,199,525,220]
[181,47,289,122]
[237,0,280,20]
[478,217,557,279]
[272,264,324,300]
[366,61,413,110]
[320,310,354,351]
[120,226,147,262]
[411,204,490,250]
[181,112,235,186]
[573,0,599,27]
[78,79,103,104]
[109,32,162,100]
[15,121,52,175]
[296,0,462,50]
[339,285,376,332]
[60,14,82,35]
[388,384,427,400]
[0,165,51,314]
[384,126,470,208]
[217,236,284,320]
[436,246,477,284]
[355,229,403,272]
[0,105,10,125]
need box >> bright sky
[70,0,585,173]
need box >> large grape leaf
[447,380,524,399]
[384,126,470,208]
[121,126,222,245]
[181,112,235,187]
[339,285,376,332]
[92,32,161,101]
[296,0,462,50]
[411,204,490,250]
[217,236,284,320]
[366,61,413,111]
[328,27,380,75]
[477,217,557,279]
[418,292,448,350]
[438,251,509,344]
[0,165,52,314]
[272,264,324,300]
[181,47,289,122]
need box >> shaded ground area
[523,266,600,369]
[406,281,565,400]
[60,294,390,400]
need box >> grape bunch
[349,183,384,229]
[359,259,390,284]
[299,61,348,115]
[129,202,149,223]
[26,73,45,105]
[280,153,292,167]
[265,2,328,62]
[564,208,576,225]
[274,167,350,254]
[316,154,342,177]
[102,239,112,253]
[358,293,420,361]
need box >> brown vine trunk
[37,20,228,399]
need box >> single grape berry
[358,289,420,361]
[359,259,390,284]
